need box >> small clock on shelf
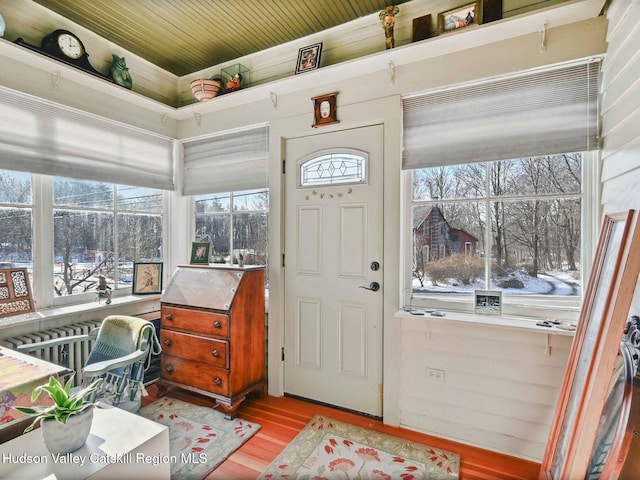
[15,29,113,83]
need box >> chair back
[84,315,161,411]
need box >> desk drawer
[160,330,228,369]
[161,355,229,396]
[161,306,229,338]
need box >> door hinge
[282,253,285,268]
[281,347,285,361]
[282,159,286,174]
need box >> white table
[0,404,170,479]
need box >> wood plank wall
[398,316,573,461]
[600,0,640,222]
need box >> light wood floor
[143,384,540,480]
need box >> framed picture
[295,43,323,74]
[474,290,502,315]
[540,210,640,479]
[132,262,163,295]
[0,267,34,318]
[312,92,339,128]
[437,2,482,34]
[412,14,432,42]
[190,241,210,264]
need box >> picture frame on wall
[190,241,210,265]
[132,262,163,295]
[474,290,502,315]
[295,43,323,74]
[312,92,339,128]
[437,2,482,34]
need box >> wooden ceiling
[32,0,414,77]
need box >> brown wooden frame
[311,92,339,128]
[437,2,482,34]
[540,210,640,479]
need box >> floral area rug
[139,396,260,480]
[259,414,459,480]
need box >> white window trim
[27,173,169,310]
[401,151,599,322]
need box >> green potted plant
[14,374,102,454]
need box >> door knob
[359,281,380,292]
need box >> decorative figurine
[110,54,133,89]
[96,275,112,304]
[379,5,400,49]
[226,73,242,91]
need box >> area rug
[259,414,459,480]
[139,396,260,480]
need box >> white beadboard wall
[601,0,640,314]
[396,313,573,461]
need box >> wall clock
[15,29,113,83]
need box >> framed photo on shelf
[190,241,210,265]
[437,2,481,34]
[295,43,323,74]
[474,290,502,315]
[312,92,339,128]
[132,262,163,295]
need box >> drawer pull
[211,349,219,357]
[164,339,172,347]
[213,377,222,385]
[165,365,174,373]
[213,320,222,328]
[166,313,173,321]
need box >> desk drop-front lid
[161,265,259,311]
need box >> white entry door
[284,124,384,417]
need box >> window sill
[395,309,577,336]
[0,294,160,335]
[408,295,580,322]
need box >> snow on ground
[413,269,581,296]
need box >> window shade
[182,125,269,196]
[402,59,601,170]
[0,86,175,189]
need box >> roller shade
[182,125,269,196]
[402,59,601,170]
[0,86,175,189]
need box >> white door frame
[266,95,403,425]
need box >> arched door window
[298,149,368,187]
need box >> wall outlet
[425,367,445,384]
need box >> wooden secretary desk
[158,264,266,419]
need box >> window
[53,177,162,297]
[299,150,367,187]
[195,189,268,268]
[0,171,33,287]
[410,154,587,311]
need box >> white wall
[396,313,573,461]
[601,0,640,316]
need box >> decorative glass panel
[299,150,367,187]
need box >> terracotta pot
[41,407,94,454]
[190,78,224,101]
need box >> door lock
[359,281,380,292]
[370,261,380,271]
